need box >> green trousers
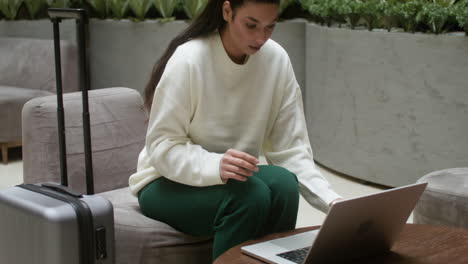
[138,165,299,261]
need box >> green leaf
[87,0,109,18]
[418,2,451,33]
[128,0,151,19]
[453,0,468,28]
[109,0,129,19]
[152,0,178,18]
[377,0,395,31]
[342,0,362,29]
[394,0,424,32]
[360,0,381,30]
[24,0,46,18]
[433,0,458,7]
[298,0,311,10]
[279,0,295,14]
[183,0,207,19]
[0,0,23,20]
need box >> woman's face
[221,1,279,63]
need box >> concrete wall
[0,19,306,95]
[0,19,77,40]
[304,23,468,186]
[89,20,188,94]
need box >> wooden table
[214,224,468,263]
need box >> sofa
[0,37,77,164]
[22,87,213,263]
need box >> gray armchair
[22,87,212,263]
[0,37,78,164]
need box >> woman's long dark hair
[143,0,280,111]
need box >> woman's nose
[255,29,270,46]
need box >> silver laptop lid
[304,182,427,263]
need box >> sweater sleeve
[145,49,224,187]
[263,61,342,213]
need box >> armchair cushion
[22,87,146,193]
[99,187,213,264]
[0,86,53,142]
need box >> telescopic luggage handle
[48,8,94,195]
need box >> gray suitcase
[0,185,114,264]
[0,8,114,264]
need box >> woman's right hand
[220,149,259,183]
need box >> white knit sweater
[129,32,341,211]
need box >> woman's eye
[246,24,256,29]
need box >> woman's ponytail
[143,0,225,111]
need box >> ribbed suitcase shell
[0,185,114,264]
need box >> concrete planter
[0,19,188,94]
[304,23,468,187]
[2,19,466,187]
[0,19,306,94]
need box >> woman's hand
[220,149,259,183]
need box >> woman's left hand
[219,149,259,183]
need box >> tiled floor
[0,148,23,190]
[0,147,398,228]
[296,164,386,227]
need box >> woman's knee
[258,165,299,196]
[224,177,272,216]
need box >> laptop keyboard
[277,246,311,263]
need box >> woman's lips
[249,45,261,51]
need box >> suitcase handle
[41,183,83,198]
[48,8,94,195]
[48,8,88,20]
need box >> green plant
[331,0,351,26]
[298,0,309,10]
[304,0,362,28]
[23,0,47,18]
[360,0,381,30]
[393,0,423,32]
[87,0,109,18]
[434,0,459,6]
[279,0,295,13]
[306,1,324,25]
[416,2,451,34]
[0,0,23,19]
[152,0,178,18]
[128,0,151,20]
[378,0,400,32]
[453,0,468,34]
[183,0,207,19]
[109,0,128,19]
[305,0,330,25]
[341,0,362,29]
[0,0,466,35]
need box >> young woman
[129,0,342,261]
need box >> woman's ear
[222,1,233,22]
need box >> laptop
[241,182,427,264]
